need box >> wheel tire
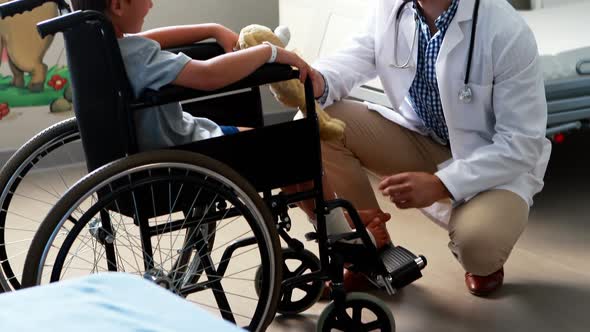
[255,247,323,315]
[0,118,79,291]
[316,292,395,332]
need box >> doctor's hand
[378,172,451,209]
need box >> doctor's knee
[448,235,512,276]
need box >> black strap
[465,0,480,85]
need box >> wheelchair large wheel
[22,150,282,331]
[0,117,83,291]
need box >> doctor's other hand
[378,172,451,209]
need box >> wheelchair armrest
[130,63,299,110]
[164,42,225,61]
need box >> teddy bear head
[237,24,291,50]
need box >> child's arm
[173,44,311,91]
[139,24,237,52]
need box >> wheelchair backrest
[51,9,323,196]
[62,16,137,172]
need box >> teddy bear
[236,24,345,141]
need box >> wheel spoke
[295,282,314,293]
[281,288,294,305]
[352,306,362,323]
[293,262,308,277]
[364,320,384,331]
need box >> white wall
[534,0,588,9]
[279,0,372,64]
[146,0,278,34]
[0,0,279,156]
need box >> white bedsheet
[0,273,245,332]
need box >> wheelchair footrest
[379,245,426,292]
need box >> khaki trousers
[321,100,528,275]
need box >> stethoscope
[391,0,480,104]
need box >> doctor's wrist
[315,71,329,102]
[434,175,453,200]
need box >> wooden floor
[267,132,590,332]
[3,131,588,332]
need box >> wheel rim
[32,161,278,331]
[318,293,395,332]
[277,248,323,315]
[254,248,323,315]
[0,122,82,291]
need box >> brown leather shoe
[465,267,504,296]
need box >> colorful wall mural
[0,0,279,153]
[0,1,72,121]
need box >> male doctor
[309,0,551,296]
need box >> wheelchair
[0,1,427,331]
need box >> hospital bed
[0,273,244,331]
[518,1,590,137]
[279,0,590,140]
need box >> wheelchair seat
[0,3,426,331]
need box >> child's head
[71,0,153,34]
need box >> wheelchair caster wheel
[316,292,395,332]
[255,247,323,315]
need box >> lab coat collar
[454,0,477,24]
[398,0,477,69]
[438,0,477,62]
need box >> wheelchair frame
[0,1,428,331]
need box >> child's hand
[275,48,312,83]
[214,24,239,53]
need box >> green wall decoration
[0,65,71,108]
[0,1,73,119]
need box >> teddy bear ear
[274,25,291,47]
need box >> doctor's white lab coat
[313,0,551,227]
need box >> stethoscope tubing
[392,0,481,88]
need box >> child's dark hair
[70,0,112,12]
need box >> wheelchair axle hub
[143,269,177,293]
[88,219,115,245]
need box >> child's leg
[282,176,391,248]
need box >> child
[71,0,312,150]
[71,0,392,293]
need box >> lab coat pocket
[448,80,493,135]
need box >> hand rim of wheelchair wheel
[316,292,395,332]
[254,247,324,315]
[21,150,282,332]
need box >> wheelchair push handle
[0,0,70,19]
[37,9,108,38]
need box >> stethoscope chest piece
[459,85,473,104]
